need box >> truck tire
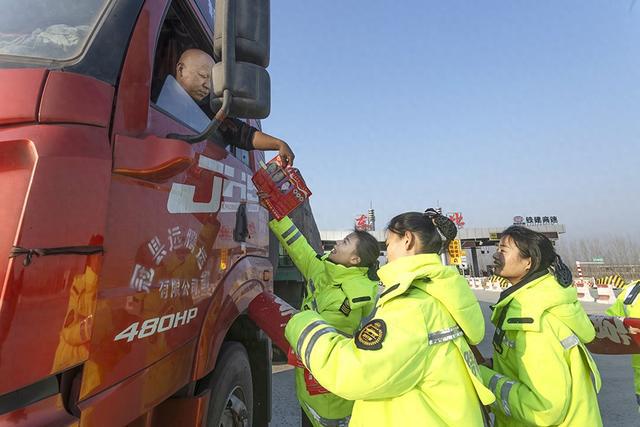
[206,342,253,427]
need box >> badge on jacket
[340,298,351,316]
[355,319,387,350]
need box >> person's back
[346,254,491,426]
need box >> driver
[174,48,295,165]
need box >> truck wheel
[206,342,253,427]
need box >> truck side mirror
[168,0,270,144]
[212,0,271,119]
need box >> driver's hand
[278,141,295,167]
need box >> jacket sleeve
[218,118,257,150]
[284,306,427,401]
[606,286,630,317]
[340,277,377,315]
[479,319,574,426]
[606,294,625,317]
[269,216,324,281]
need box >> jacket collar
[321,254,368,285]
[377,254,442,304]
[492,272,579,332]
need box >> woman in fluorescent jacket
[270,215,379,427]
[606,279,640,412]
[285,210,495,426]
[480,226,602,426]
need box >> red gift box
[286,348,329,395]
[303,368,330,395]
[252,155,312,220]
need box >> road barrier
[596,282,617,305]
[596,274,626,290]
[466,277,485,290]
[574,278,595,303]
[486,275,510,291]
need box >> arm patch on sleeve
[355,319,387,350]
[339,298,351,316]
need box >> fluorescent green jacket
[480,273,602,426]
[285,254,495,427]
[270,216,377,427]
[606,280,640,407]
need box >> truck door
[79,0,265,415]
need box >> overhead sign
[514,215,559,226]
[448,239,463,265]
[355,214,368,231]
[447,212,465,229]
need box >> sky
[264,0,640,240]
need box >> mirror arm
[166,89,232,144]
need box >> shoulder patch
[355,319,387,350]
[339,298,351,316]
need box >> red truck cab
[0,0,274,425]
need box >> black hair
[387,209,458,255]
[501,226,572,286]
[352,229,381,281]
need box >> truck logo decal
[128,226,214,298]
[114,308,198,342]
[167,155,257,214]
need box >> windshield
[0,0,112,62]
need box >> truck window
[194,0,215,32]
[151,1,256,167]
[150,0,231,142]
[235,147,251,167]
[150,1,212,116]
[156,74,211,132]
[0,0,112,62]
[234,118,262,168]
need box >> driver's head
[176,49,214,102]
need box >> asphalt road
[270,289,637,426]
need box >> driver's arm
[219,118,295,166]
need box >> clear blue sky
[264,0,640,239]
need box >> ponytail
[551,254,573,287]
[423,208,457,254]
[352,229,381,282]
[388,209,458,255]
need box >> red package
[287,347,305,367]
[286,348,329,394]
[252,155,312,220]
[303,368,330,395]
